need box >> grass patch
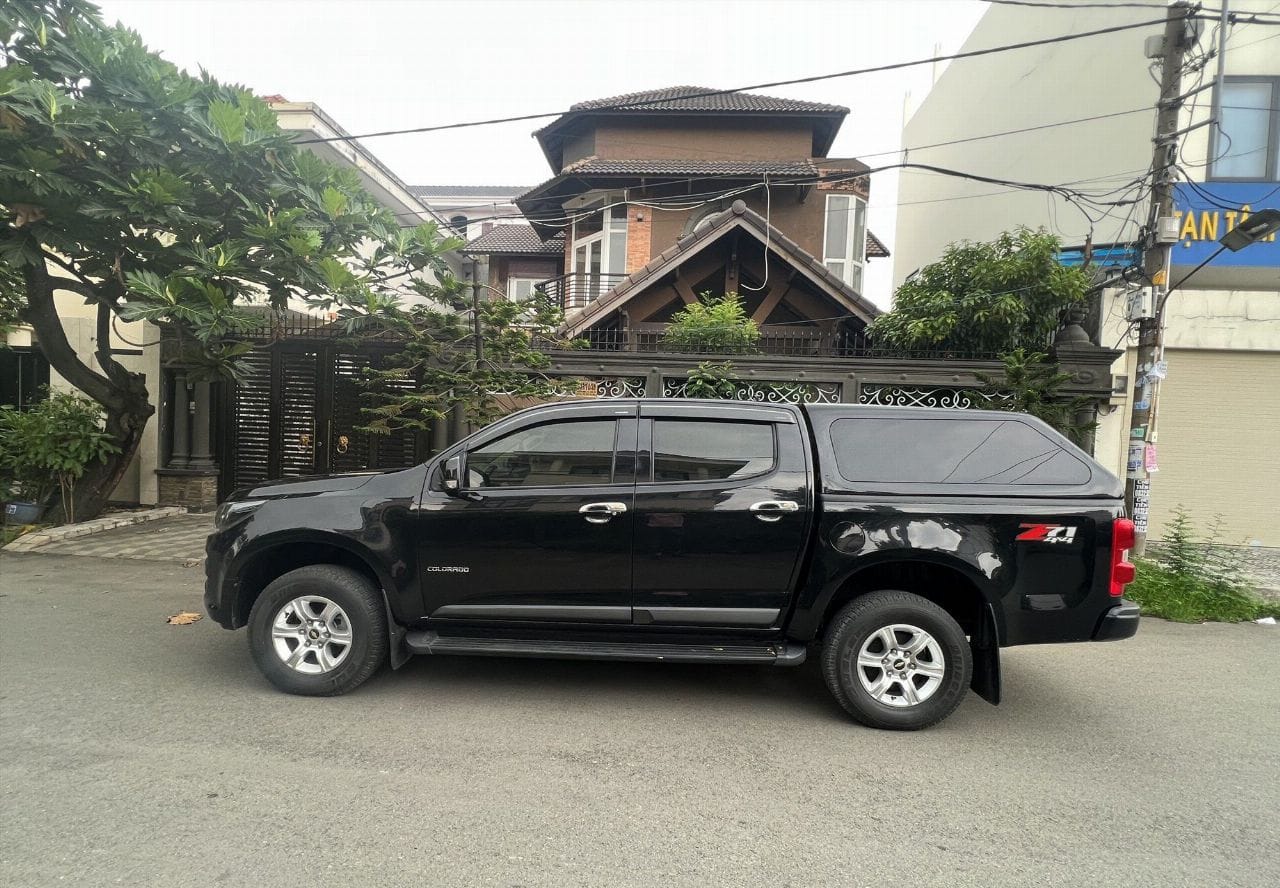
[1129,559,1278,623]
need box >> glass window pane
[848,262,863,294]
[575,202,604,239]
[851,198,867,263]
[652,421,775,482]
[608,230,627,274]
[468,420,617,488]
[1214,82,1273,179]
[608,203,628,230]
[830,418,1090,485]
[825,259,846,279]
[825,195,850,260]
[589,240,602,274]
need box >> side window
[467,420,617,489]
[651,420,775,483]
[830,418,1090,486]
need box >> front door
[414,407,638,624]
[630,405,811,629]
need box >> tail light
[1110,518,1136,597]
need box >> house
[464,86,891,354]
[410,185,530,241]
[892,1,1280,546]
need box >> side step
[403,631,807,666]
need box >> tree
[869,228,1088,353]
[968,348,1096,445]
[0,0,458,520]
[360,288,579,433]
[662,291,760,354]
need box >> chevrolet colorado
[205,399,1138,730]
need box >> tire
[821,590,972,731]
[247,565,388,696]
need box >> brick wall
[156,471,218,512]
[625,206,652,274]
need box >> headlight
[214,499,265,530]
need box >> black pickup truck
[205,399,1138,730]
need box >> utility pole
[1126,1,1196,555]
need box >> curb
[3,507,189,552]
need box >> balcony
[574,323,880,357]
[536,273,628,312]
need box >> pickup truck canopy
[803,404,1124,499]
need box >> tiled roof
[866,230,890,259]
[411,185,528,198]
[569,86,848,115]
[559,158,820,178]
[463,225,565,255]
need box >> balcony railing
[565,324,883,357]
[536,273,628,312]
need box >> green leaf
[207,99,246,143]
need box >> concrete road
[1,553,1276,888]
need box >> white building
[894,0,1280,546]
[410,185,529,242]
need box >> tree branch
[20,260,122,409]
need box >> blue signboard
[1173,181,1280,269]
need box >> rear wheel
[821,590,972,730]
[247,565,388,696]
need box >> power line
[298,15,1170,146]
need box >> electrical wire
[296,16,1171,146]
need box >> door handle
[580,502,628,524]
[750,500,800,522]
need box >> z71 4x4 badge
[1016,523,1078,544]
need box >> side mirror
[443,455,462,494]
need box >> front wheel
[821,590,972,730]
[247,565,388,696]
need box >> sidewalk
[20,513,213,565]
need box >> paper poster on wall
[1126,441,1145,478]
[1144,444,1159,473]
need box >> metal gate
[217,344,422,499]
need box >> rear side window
[830,418,1090,486]
[652,420,775,482]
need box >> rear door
[630,403,811,629]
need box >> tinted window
[468,420,617,488]
[652,421,775,482]
[831,418,1090,486]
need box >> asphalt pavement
[1,552,1276,888]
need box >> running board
[403,631,807,666]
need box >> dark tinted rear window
[652,420,775,482]
[830,417,1091,486]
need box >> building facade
[894,0,1280,546]
[465,86,891,353]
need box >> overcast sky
[95,0,988,306]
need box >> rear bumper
[1092,599,1140,641]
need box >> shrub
[0,390,119,523]
[1128,507,1277,623]
[662,292,760,354]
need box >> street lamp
[1219,208,1280,252]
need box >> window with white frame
[1210,77,1280,181]
[571,197,628,278]
[823,193,867,293]
[507,276,541,301]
